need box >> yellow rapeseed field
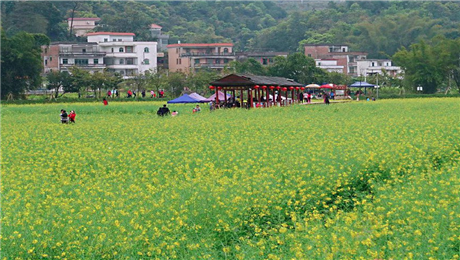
[1,98,460,259]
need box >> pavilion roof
[211,74,304,87]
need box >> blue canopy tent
[349,81,375,94]
[167,94,204,104]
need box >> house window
[113,39,117,42]
[262,58,267,65]
[50,57,53,61]
[223,48,229,53]
[94,59,99,64]
[143,59,149,65]
[371,62,375,67]
[342,48,346,52]
[308,54,312,57]
[104,38,108,42]
[119,48,124,52]
[45,60,47,65]
[195,59,200,64]
[118,39,122,42]
[216,59,221,64]
[63,59,68,64]
[269,58,273,63]
[144,47,149,53]
[126,46,133,53]
[82,49,86,53]
[111,48,114,53]
[75,59,89,65]
[126,58,134,65]
[179,59,181,65]
[119,59,124,64]
[224,59,229,63]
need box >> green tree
[267,53,324,84]
[186,70,221,95]
[46,71,73,98]
[230,58,267,76]
[167,72,187,97]
[393,41,443,93]
[1,31,49,99]
[69,67,91,98]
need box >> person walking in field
[103,98,108,106]
[107,90,112,98]
[323,92,330,105]
[69,110,76,123]
[151,90,155,98]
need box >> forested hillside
[2,1,459,58]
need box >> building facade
[356,59,402,77]
[41,42,106,74]
[304,44,367,76]
[68,17,101,37]
[167,43,236,73]
[87,32,157,78]
[315,59,344,73]
[149,24,169,52]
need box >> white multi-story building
[87,32,157,78]
[315,59,344,73]
[356,59,402,77]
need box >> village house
[304,44,367,76]
[41,32,158,79]
[67,17,101,37]
[356,59,402,77]
[167,43,236,73]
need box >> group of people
[106,89,119,98]
[156,104,199,117]
[105,89,165,99]
[157,104,178,116]
[60,109,76,124]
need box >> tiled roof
[150,24,162,29]
[86,32,135,36]
[211,74,304,87]
[68,17,101,21]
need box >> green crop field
[2,99,460,259]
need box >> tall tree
[393,41,443,93]
[267,53,324,84]
[46,71,73,98]
[1,30,49,99]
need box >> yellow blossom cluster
[1,98,459,259]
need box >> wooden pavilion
[209,74,305,108]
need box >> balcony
[193,63,228,69]
[106,64,138,69]
[98,42,135,47]
[105,52,138,58]
[60,52,106,57]
[61,63,106,68]
[181,52,235,58]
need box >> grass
[1,98,460,259]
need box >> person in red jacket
[103,98,108,106]
[69,110,76,123]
